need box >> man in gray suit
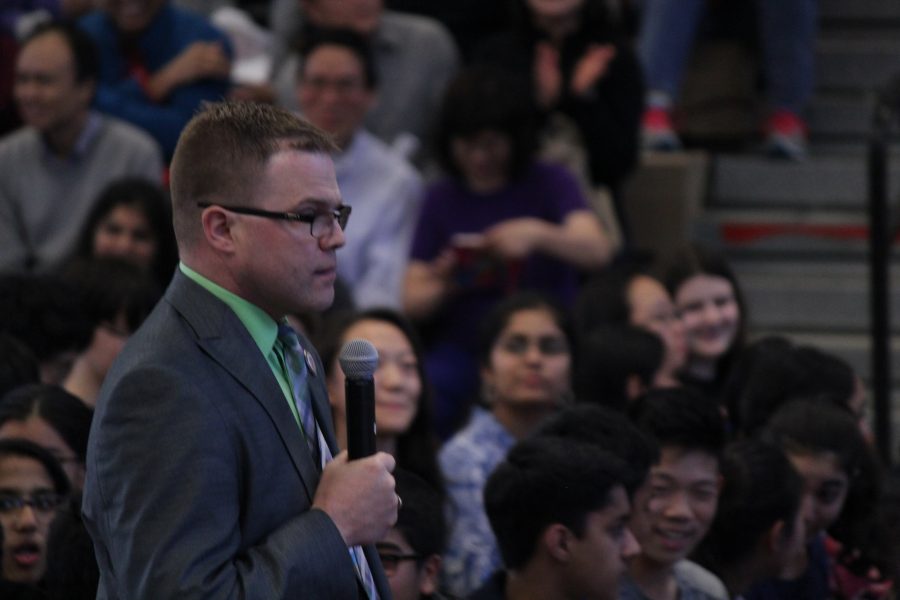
[82,101,398,598]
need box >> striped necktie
[277,324,322,462]
[276,325,379,599]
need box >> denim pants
[638,0,817,113]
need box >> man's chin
[307,290,336,313]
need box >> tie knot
[277,323,301,349]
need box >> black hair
[573,325,664,411]
[434,65,538,182]
[393,469,446,562]
[874,468,900,584]
[725,337,860,436]
[508,0,619,42]
[535,404,659,495]
[0,334,40,399]
[485,435,628,569]
[627,387,726,460]
[74,177,178,288]
[297,27,378,89]
[315,308,442,492]
[22,20,99,84]
[693,439,803,571]
[764,400,880,555]
[573,266,636,334]
[0,438,70,497]
[0,274,93,363]
[43,495,99,600]
[791,345,856,406]
[62,257,161,334]
[664,243,747,381]
[0,384,93,464]
[476,291,573,371]
[720,336,797,434]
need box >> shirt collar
[179,262,279,356]
[41,110,102,162]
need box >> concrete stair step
[710,153,900,209]
[730,259,900,333]
[817,37,900,91]
[820,0,900,23]
[808,92,876,139]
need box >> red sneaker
[641,107,682,151]
[764,110,809,160]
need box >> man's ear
[542,523,574,563]
[418,554,442,596]
[765,519,786,553]
[201,206,237,254]
[364,88,378,112]
[77,78,96,110]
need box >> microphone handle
[345,377,376,460]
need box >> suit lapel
[165,271,321,502]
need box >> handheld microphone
[339,339,378,460]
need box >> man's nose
[319,220,346,250]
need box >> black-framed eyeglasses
[377,552,420,576]
[0,492,63,515]
[197,202,351,239]
[375,542,422,577]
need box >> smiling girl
[665,244,746,403]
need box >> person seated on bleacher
[0,384,92,492]
[747,400,892,600]
[470,434,640,600]
[60,257,161,407]
[78,0,232,160]
[0,274,93,386]
[0,21,163,275]
[475,0,643,202]
[0,438,70,590]
[271,0,459,161]
[638,0,815,159]
[623,388,729,600]
[439,292,575,595]
[296,28,423,309]
[693,439,807,598]
[664,243,747,406]
[71,176,178,289]
[575,264,687,389]
[376,469,449,600]
[721,335,870,440]
[573,325,665,411]
[404,67,612,433]
[317,308,442,492]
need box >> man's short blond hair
[170,101,336,249]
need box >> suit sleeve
[83,364,360,599]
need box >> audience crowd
[0,1,894,599]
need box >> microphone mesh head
[338,339,379,380]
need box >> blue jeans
[638,0,817,114]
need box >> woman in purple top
[402,66,611,437]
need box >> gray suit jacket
[83,270,392,599]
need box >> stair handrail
[868,76,900,465]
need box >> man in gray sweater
[0,21,162,274]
